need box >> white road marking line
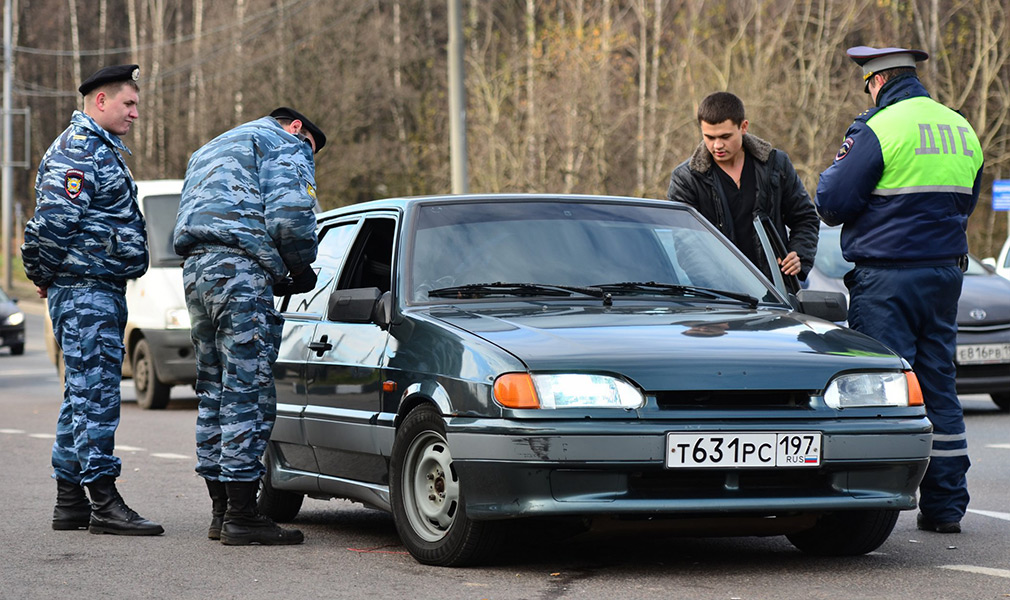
[0,429,26,434]
[0,369,58,377]
[150,453,191,460]
[117,445,147,452]
[966,509,1010,521]
[986,443,1010,449]
[27,433,55,439]
[940,565,1010,579]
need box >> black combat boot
[85,476,165,536]
[52,478,91,530]
[206,479,228,540]
[220,481,303,546]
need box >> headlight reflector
[824,371,921,409]
[494,373,644,409]
[5,311,24,326]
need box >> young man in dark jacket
[666,92,819,281]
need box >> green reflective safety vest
[866,97,983,197]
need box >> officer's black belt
[855,256,965,269]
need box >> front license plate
[666,432,821,468]
[956,343,1010,365]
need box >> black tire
[132,338,171,410]
[10,343,24,356]
[258,446,304,522]
[991,393,1010,412]
[390,405,503,566]
[787,509,899,556]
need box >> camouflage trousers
[48,280,127,485]
[183,251,282,482]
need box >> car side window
[281,220,359,317]
[337,217,396,294]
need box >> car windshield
[0,287,10,302]
[815,226,853,279]
[408,199,778,305]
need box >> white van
[46,179,196,408]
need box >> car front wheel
[786,509,899,556]
[390,405,502,566]
[132,338,171,410]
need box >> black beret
[79,64,140,96]
[270,107,326,153]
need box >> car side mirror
[327,287,381,323]
[795,289,847,322]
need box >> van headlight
[4,311,24,326]
[493,373,645,409]
[165,308,191,329]
[824,371,923,409]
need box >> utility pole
[2,0,13,292]
[447,0,469,194]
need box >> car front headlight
[824,371,923,409]
[5,311,24,326]
[165,308,191,329]
[493,373,645,410]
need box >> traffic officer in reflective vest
[22,64,163,535]
[816,46,984,534]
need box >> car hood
[958,274,1010,325]
[426,303,903,392]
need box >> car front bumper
[446,417,932,520]
[139,328,197,385]
[0,324,25,348]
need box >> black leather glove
[273,269,317,296]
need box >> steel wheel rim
[401,430,459,542]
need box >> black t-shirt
[714,152,760,267]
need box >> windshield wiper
[427,282,605,299]
[592,281,759,308]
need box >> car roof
[317,193,680,221]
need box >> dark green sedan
[264,194,931,566]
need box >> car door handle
[308,336,333,357]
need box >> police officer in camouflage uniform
[22,64,163,536]
[174,107,324,545]
[817,47,984,534]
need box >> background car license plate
[666,432,821,468]
[956,343,1010,365]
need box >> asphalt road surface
[2,305,1010,600]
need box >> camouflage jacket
[22,110,148,287]
[173,116,318,283]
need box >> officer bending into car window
[173,107,325,546]
[22,64,164,536]
[816,46,984,535]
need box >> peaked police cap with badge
[847,46,928,93]
[79,64,140,96]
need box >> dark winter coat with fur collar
[665,133,819,280]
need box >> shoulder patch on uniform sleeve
[307,183,316,200]
[834,137,854,162]
[64,169,84,198]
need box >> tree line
[6,0,1009,255]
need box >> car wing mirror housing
[795,289,847,322]
[328,287,382,324]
